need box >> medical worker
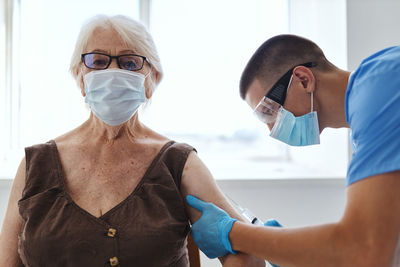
[186,34,400,266]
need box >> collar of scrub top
[253,61,317,124]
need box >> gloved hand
[264,219,282,227]
[186,195,238,258]
[264,219,282,267]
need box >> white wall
[347,0,400,70]
[0,180,12,228]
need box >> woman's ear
[152,70,160,85]
[80,77,85,97]
[292,66,316,93]
[77,66,86,97]
[145,86,152,99]
[145,78,154,99]
[145,70,159,99]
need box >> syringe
[226,195,264,226]
[226,194,281,267]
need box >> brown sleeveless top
[18,140,194,267]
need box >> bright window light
[1,0,348,179]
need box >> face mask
[270,92,320,146]
[84,69,147,126]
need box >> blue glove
[264,219,282,267]
[264,219,282,227]
[186,195,238,258]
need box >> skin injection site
[0,0,399,266]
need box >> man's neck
[317,69,351,131]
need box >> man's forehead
[244,78,271,109]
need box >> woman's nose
[109,58,119,69]
[267,122,274,131]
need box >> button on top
[110,256,119,266]
[107,228,117,237]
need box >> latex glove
[186,195,238,258]
[264,219,282,227]
[264,219,282,267]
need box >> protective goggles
[253,62,317,124]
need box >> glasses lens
[119,55,144,71]
[253,97,280,123]
[84,53,110,69]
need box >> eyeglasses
[81,52,149,71]
[253,62,317,124]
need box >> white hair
[70,14,163,98]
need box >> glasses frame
[253,96,282,124]
[81,52,150,71]
[253,62,317,124]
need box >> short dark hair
[239,34,334,99]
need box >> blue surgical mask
[270,92,320,146]
[84,69,147,126]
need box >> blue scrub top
[345,46,400,186]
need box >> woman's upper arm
[0,157,26,267]
[181,152,265,267]
[180,151,244,223]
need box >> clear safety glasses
[253,62,317,124]
[253,87,289,123]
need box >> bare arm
[0,158,26,267]
[181,152,265,267]
[230,170,400,267]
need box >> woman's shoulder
[146,128,194,149]
[53,127,81,145]
[166,141,196,154]
[158,140,197,172]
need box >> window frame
[1,0,21,172]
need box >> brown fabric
[18,140,195,267]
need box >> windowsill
[0,170,16,180]
[0,162,19,180]
[203,157,346,181]
[0,159,346,181]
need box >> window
[0,1,5,157]
[0,0,17,175]
[0,0,349,180]
[143,0,349,179]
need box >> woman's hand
[221,253,266,267]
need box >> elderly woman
[0,15,264,267]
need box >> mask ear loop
[279,74,294,112]
[144,67,152,78]
[311,92,314,112]
[286,75,294,93]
